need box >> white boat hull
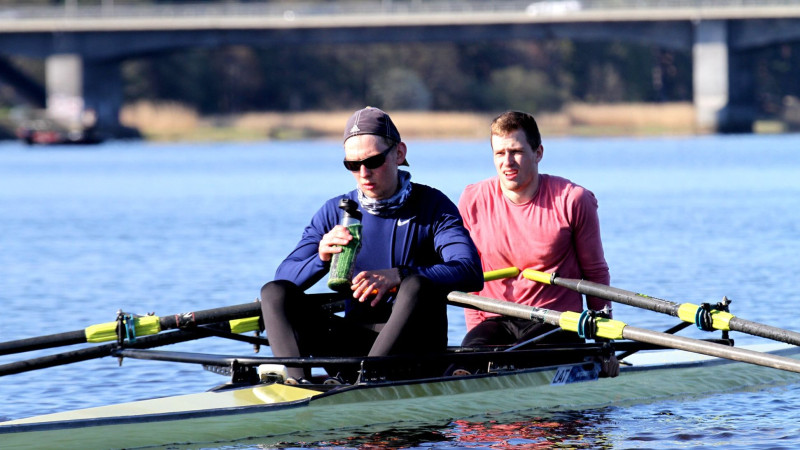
[2,343,798,449]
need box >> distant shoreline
[119,102,701,142]
[5,101,795,144]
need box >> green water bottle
[327,198,362,291]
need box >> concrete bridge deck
[2,0,800,135]
[3,1,800,32]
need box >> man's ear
[396,142,408,165]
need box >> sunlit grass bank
[120,101,698,142]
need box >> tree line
[122,40,695,115]
[121,38,799,121]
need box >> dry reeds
[118,101,698,141]
[120,101,200,139]
[565,102,695,132]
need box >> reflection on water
[444,411,609,448]
[264,410,612,449]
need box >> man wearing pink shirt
[458,110,618,376]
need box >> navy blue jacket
[275,183,484,297]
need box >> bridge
[2,0,800,135]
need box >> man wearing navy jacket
[260,107,483,384]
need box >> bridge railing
[3,0,800,21]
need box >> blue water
[2,134,800,448]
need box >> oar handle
[483,267,520,282]
[369,267,521,296]
[521,269,554,285]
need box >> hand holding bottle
[327,199,362,291]
[318,225,353,262]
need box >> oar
[1,269,518,360]
[0,328,208,377]
[0,293,343,357]
[447,291,800,374]
[522,269,800,347]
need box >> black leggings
[261,275,447,380]
[461,316,584,348]
[453,316,585,375]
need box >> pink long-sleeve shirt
[458,174,610,330]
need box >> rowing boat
[2,284,800,449]
[1,341,798,449]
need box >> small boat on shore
[16,118,103,146]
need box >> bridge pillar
[45,53,85,129]
[693,21,756,133]
[692,21,729,133]
[45,53,128,137]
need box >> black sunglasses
[343,143,396,172]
